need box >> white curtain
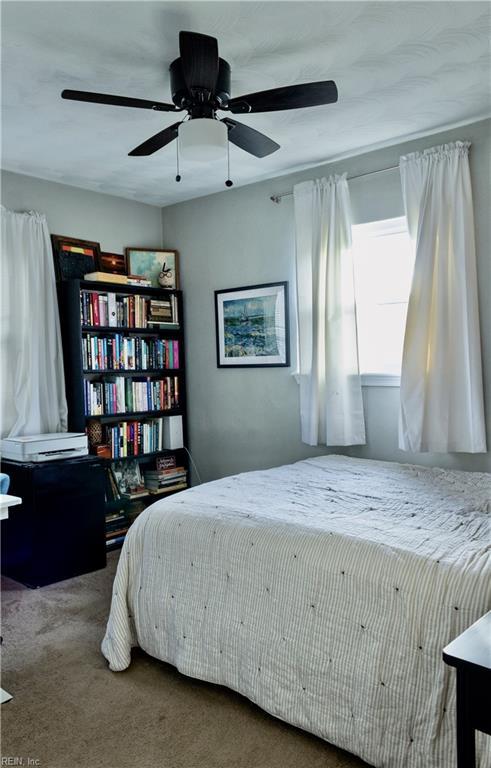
[0,207,67,437]
[399,141,486,453]
[293,175,366,447]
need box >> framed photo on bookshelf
[215,282,290,368]
[111,460,145,495]
[126,248,179,289]
[51,235,101,281]
[98,251,127,275]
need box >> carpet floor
[1,552,368,768]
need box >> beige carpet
[1,553,368,768]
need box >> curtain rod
[269,163,399,203]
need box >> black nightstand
[443,612,491,768]
[1,456,106,587]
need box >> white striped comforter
[102,455,491,768]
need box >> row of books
[82,334,179,371]
[102,418,167,458]
[84,376,179,416]
[80,291,179,328]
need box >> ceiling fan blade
[222,118,280,158]
[179,31,219,94]
[62,90,179,112]
[128,122,181,156]
[227,81,338,114]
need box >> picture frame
[51,235,101,281]
[126,248,179,289]
[111,460,144,494]
[215,282,290,368]
[97,251,127,275]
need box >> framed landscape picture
[215,282,290,368]
[51,235,100,281]
[126,248,179,289]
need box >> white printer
[1,433,88,463]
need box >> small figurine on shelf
[158,262,174,289]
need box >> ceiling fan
[61,30,338,174]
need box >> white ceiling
[2,1,490,207]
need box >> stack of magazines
[144,464,187,494]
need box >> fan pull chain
[225,138,233,188]
[175,135,181,182]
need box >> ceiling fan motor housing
[169,57,231,113]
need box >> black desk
[443,612,491,768]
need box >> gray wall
[1,170,163,254]
[162,118,491,480]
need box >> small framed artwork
[98,251,127,275]
[215,282,290,368]
[126,248,179,289]
[51,235,101,281]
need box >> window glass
[352,217,414,377]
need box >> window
[352,216,414,385]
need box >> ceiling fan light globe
[179,118,228,162]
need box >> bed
[102,455,491,768]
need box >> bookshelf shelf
[83,369,181,375]
[79,279,177,297]
[58,278,189,552]
[89,408,183,421]
[107,485,186,504]
[82,325,180,334]
[100,448,185,464]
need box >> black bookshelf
[58,279,189,550]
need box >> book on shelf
[106,516,130,532]
[146,320,180,329]
[82,335,179,371]
[106,535,127,549]
[127,275,152,287]
[80,290,179,329]
[144,467,186,479]
[105,526,130,539]
[108,293,117,326]
[145,476,187,490]
[83,375,179,416]
[105,512,127,525]
[144,466,186,477]
[148,482,187,495]
[121,489,148,500]
[156,455,176,470]
[84,272,128,285]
